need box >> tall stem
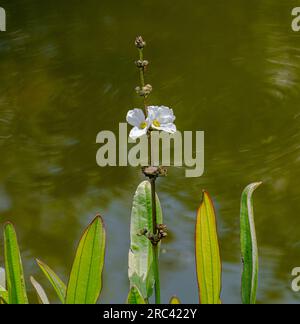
[136,38,161,304]
[150,178,161,304]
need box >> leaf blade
[128,181,163,300]
[36,259,66,303]
[240,182,261,304]
[65,215,106,304]
[195,191,221,304]
[30,276,50,304]
[127,286,146,304]
[4,222,28,304]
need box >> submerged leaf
[66,215,106,304]
[127,286,146,304]
[240,182,262,304]
[36,259,66,304]
[128,181,163,300]
[195,191,221,304]
[4,222,28,304]
[30,276,50,304]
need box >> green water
[1,0,300,304]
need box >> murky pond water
[1,0,300,304]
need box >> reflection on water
[0,0,300,303]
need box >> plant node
[138,224,168,246]
[135,60,149,69]
[135,84,153,97]
[142,166,168,179]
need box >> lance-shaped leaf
[170,296,181,304]
[127,286,146,304]
[4,222,28,304]
[36,259,66,303]
[128,181,163,300]
[30,276,50,304]
[240,182,262,304]
[195,191,221,304]
[66,215,106,304]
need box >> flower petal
[129,126,148,140]
[126,109,146,127]
[147,106,159,122]
[148,106,176,124]
[157,106,176,124]
[152,123,177,134]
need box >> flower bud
[135,60,149,68]
[135,36,146,49]
[135,84,153,97]
[143,84,152,95]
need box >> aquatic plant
[240,183,262,304]
[194,183,261,304]
[0,182,261,304]
[195,191,222,304]
[127,36,174,304]
[0,216,106,304]
[126,36,262,305]
[0,37,262,305]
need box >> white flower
[126,109,150,140]
[148,106,177,134]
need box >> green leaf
[30,276,50,304]
[127,286,146,304]
[65,215,106,304]
[0,286,8,304]
[195,191,221,304]
[36,259,66,303]
[169,296,181,304]
[128,181,163,300]
[0,297,8,304]
[4,222,28,304]
[240,182,262,305]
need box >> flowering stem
[135,36,161,304]
[150,177,161,304]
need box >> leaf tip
[36,258,42,266]
[201,190,214,206]
[3,221,14,230]
[92,214,105,228]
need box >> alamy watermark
[291,267,300,292]
[96,124,204,178]
[0,7,6,31]
[292,7,300,31]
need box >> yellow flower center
[140,121,147,129]
[153,119,161,127]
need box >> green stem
[138,48,147,117]
[153,246,160,304]
[138,49,146,88]
[150,177,161,304]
